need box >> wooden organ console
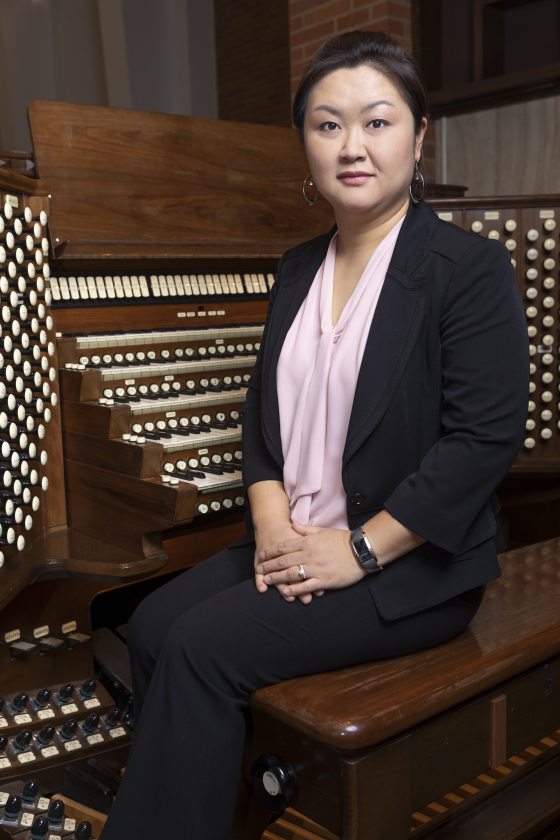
[0,99,558,836]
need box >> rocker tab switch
[9,639,36,657]
[38,635,64,653]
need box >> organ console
[0,99,558,834]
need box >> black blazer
[242,200,529,620]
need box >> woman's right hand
[254,522,298,595]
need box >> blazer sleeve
[241,256,285,490]
[384,237,529,555]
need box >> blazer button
[351,493,364,506]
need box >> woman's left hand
[256,520,366,601]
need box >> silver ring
[297,564,307,582]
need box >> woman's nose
[340,128,366,160]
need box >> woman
[101,31,528,839]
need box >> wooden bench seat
[239,538,560,840]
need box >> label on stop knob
[17,750,36,763]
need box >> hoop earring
[409,162,425,205]
[302,174,318,207]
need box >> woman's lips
[337,171,374,185]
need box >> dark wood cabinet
[413,0,560,115]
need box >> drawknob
[3,793,22,821]
[30,815,49,839]
[22,778,40,803]
[250,754,296,811]
[75,820,93,839]
[13,728,33,752]
[47,798,65,826]
[36,724,55,746]
[79,678,97,699]
[59,718,78,740]
[56,682,75,704]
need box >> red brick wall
[214,0,292,127]
[288,0,436,179]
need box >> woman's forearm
[247,480,292,533]
[362,509,425,567]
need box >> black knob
[47,798,65,825]
[82,712,100,734]
[0,735,8,751]
[75,820,93,839]
[11,691,29,713]
[36,724,55,746]
[31,815,49,839]
[34,687,52,708]
[79,679,96,699]
[0,696,4,712]
[104,707,122,728]
[250,754,296,811]
[13,728,33,751]
[4,793,22,820]
[22,778,40,803]
[56,682,75,703]
[59,719,78,740]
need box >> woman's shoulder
[428,207,510,269]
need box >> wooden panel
[440,94,560,195]
[28,100,334,260]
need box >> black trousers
[100,540,483,840]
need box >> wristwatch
[349,527,383,573]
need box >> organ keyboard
[0,98,558,823]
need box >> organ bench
[239,539,560,840]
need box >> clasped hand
[255,520,365,605]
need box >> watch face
[350,529,382,573]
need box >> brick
[291,18,336,46]
[290,0,330,16]
[290,45,306,62]
[336,8,376,30]
[290,14,305,32]
[303,0,351,28]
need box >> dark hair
[292,30,427,139]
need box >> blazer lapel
[343,201,437,463]
[343,266,426,462]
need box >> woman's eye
[319,121,339,132]
[368,119,387,129]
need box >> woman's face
[303,64,427,221]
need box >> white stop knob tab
[471,220,483,233]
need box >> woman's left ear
[415,117,428,158]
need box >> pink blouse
[277,218,404,529]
